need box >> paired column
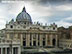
[40,34,42,46]
[1,48,7,54]
[20,34,23,47]
[26,33,30,47]
[5,48,7,54]
[1,48,3,54]
[36,34,38,46]
[55,35,58,47]
[45,34,48,46]
[50,34,53,46]
[32,34,33,46]
[18,46,21,54]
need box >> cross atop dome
[22,6,26,12]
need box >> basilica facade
[5,7,58,48]
[1,6,72,54]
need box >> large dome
[16,7,32,23]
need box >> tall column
[45,34,48,46]
[48,35,50,46]
[12,47,13,54]
[18,46,21,54]
[5,48,7,54]
[27,33,30,47]
[20,34,23,47]
[1,48,3,54]
[50,34,53,46]
[36,34,38,46]
[26,33,27,47]
[55,35,58,47]
[32,33,33,46]
[40,33,42,46]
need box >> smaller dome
[16,7,32,23]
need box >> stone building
[0,29,21,54]
[5,7,58,48]
[0,7,59,54]
[1,6,72,53]
[58,26,72,49]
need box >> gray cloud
[24,0,72,6]
[63,16,72,23]
[65,20,72,23]
[0,0,72,29]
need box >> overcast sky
[0,0,72,29]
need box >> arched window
[53,27,55,30]
[52,39,56,46]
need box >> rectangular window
[30,42,32,46]
[23,41,26,46]
[38,42,40,46]
[43,41,45,46]
[33,41,36,46]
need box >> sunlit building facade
[5,7,58,48]
[0,7,60,54]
